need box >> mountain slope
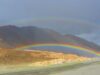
[0,25,64,48]
[0,25,99,54]
[65,34,100,52]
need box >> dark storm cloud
[10,18,99,34]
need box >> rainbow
[5,17,97,27]
[16,43,100,56]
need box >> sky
[0,0,100,44]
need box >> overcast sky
[0,0,100,44]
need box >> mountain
[65,34,100,52]
[0,25,99,57]
[0,25,64,48]
[0,25,74,48]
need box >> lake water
[25,46,97,57]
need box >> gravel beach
[51,63,100,75]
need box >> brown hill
[0,49,90,65]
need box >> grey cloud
[9,18,100,35]
[0,0,100,22]
[78,32,100,45]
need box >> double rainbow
[16,43,100,56]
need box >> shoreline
[0,59,99,75]
[51,62,100,75]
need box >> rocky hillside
[0,49,90,65]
